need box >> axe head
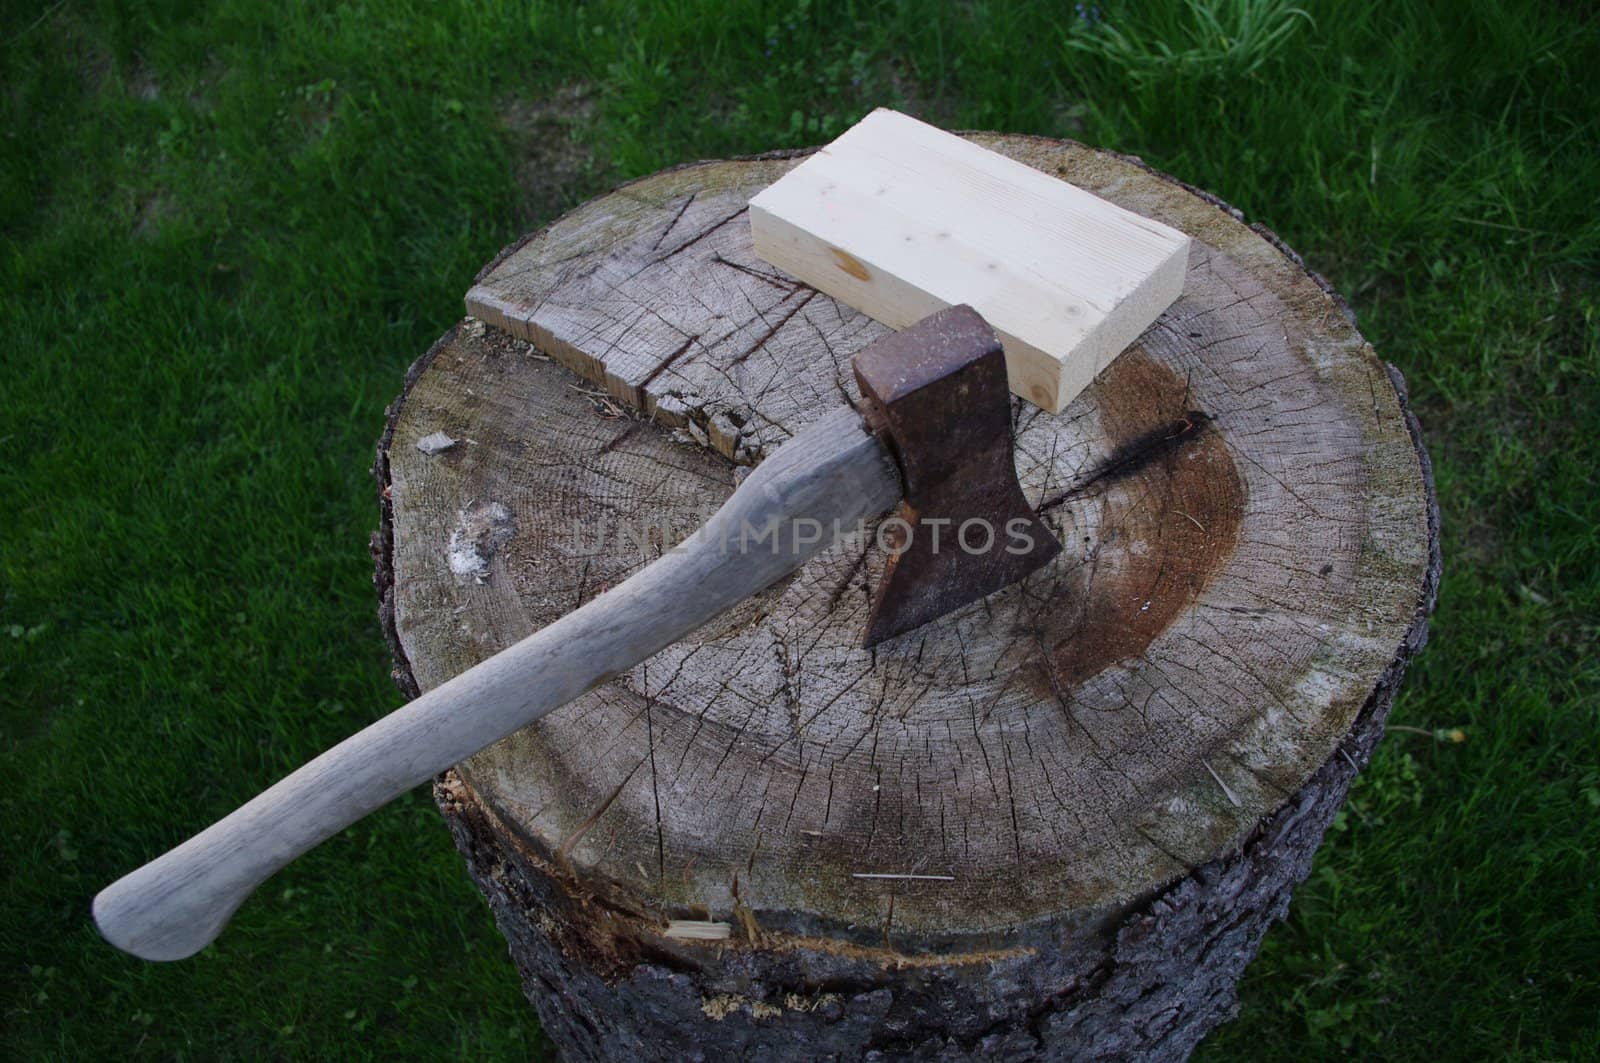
[853,305,1063,647]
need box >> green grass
[1,0,1595,1058]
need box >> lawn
[2,0,1596,1058]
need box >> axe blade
[853,305,1063,647]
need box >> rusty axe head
[852,305,1062,647]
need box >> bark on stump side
[372,135,1439,1061]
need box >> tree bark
[371,135,1439,1060]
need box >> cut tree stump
[372,135,1438,1061]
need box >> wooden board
[748,109,1190,413]
[414,134,1439,1057]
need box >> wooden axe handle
[93,407,900,961]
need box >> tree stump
[372,135,1438,1061]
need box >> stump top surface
[382,135,1433,945]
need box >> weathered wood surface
[375,134,1438,1059]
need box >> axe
[93,305,1062,961]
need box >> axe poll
[93,305,1061,961]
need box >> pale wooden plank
[749,108,1191,412]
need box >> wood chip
[416,431,456,455]
[663,920,733,941]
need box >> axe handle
[93,407,900,961]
